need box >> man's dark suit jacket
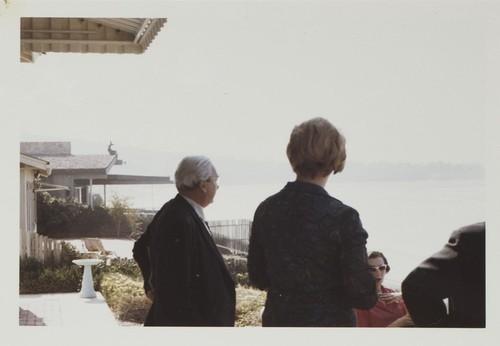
[133,194,236,326]
[402,222,485,327]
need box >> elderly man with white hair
[133,156,236,326]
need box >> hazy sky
[3,0,497,169]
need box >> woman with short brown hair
[248,117,377,327]
[286,117,346,178]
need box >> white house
[20,153,62,262]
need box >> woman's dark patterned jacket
[247,181,378,327]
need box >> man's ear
[199,181,207,193]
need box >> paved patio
[19,292,118,326]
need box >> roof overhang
[74,174,173,186]
[21,17,167,63]
[35,182,70,192]
[20,153,51,177]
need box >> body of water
[93,178,485,287]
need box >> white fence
[18,220,251,263]
[208,219,251,255]
[20,231,62,264]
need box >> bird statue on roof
[108,141,117,155]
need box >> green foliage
[224,255,250,287]
[73,205,114,236]
[107,194,140,238]
[37,266,82,292]
[36,192,84,237]
[235,286,266,327]
[19,257,82,294]
[227,255,266,326]
[19,256,44,280]
[93,258,142,291]
[99,272,151,323]
[92,259,151,323]
[20,251,140,296]
[36,192,138,238]
[60,241,84,264]
[115,294,152,324]
[20,242,84,294]
[99,255,257,324]
[108,258,142,279]
[130,213,154,240]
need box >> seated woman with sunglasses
[356,251,409,327]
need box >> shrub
[131,213,154,240]
[107,258,142,279]
[224,255,250,287]
[36,192,84,237]
[93,258,142,291]
[235,285,266,327]
[38,266,82,293]
[99,272,151,323]
[98,256,264,326]
[73,206,114,237]
[36,192,139,238]
[19,258,82,294]
[60,241,84,265]
[98,277,266,326]
[115,294,152,324]
[19,242,84,294]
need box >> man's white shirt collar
[180,195,212,235]
[180,194,206,221]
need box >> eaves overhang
[74,174,173,186]
[21,17,167,63]
[20,153,51,177]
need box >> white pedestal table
[72,259,102,298]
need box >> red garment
[356,286,407,327]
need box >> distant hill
[22,136,483,185]
[337,161,485,183]
[214,159,484,184]
[107,145,484,184]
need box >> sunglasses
[369,265,388,272]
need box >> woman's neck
[296,174,329,188]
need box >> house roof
[20,17,167,63]
[20,141,173,186]
[37,155,117,173]
[21,142,116,172]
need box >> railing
[208,219,251,256]
[20,230,62,264]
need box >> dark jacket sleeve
[402,223,485,327]
[338,208,378,310]
[132,224,153,294]
[247,205,269,290]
